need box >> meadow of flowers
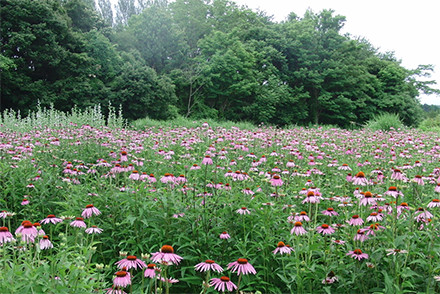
[1,115,440,293]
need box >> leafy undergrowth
[1,121,440,293]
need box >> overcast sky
[231,0,440,105]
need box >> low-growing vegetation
[1,108,440,293]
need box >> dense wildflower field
[1,120,440,293]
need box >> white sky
[232,0,440,105]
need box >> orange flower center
[161,245,174,253]
[321,224,329,229]
[0,227,8,232]
[115,271,128,277]
[147,264,156,269]
[352,215,359,219]
[294,221,303,227]
[205,260,215,264]
[237,258,248,264]
[356,172,365,178]
[86,204,94,208]
[354,249,363,254]
[127,256,137,260]
[220,276,230,282]
[277,241,285,247]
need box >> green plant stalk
[236,273,242,294]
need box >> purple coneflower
[291,221,307,236]
[144,264,158,278]
[128,170,140,180]
[116,255,147,270]
[151,245,183,265]
[120,151,128,162]
[39,235,53,250]
[322,271,338,284]
[242,188,254,195]
[81,204,101,218]
[70,217,86,228]
[353,172,368,186]
[347,215,364,226]
[227,258,256,275]
[386,248,408,256]
[353,229,369,242]
[322,207,339,216]
[338,164,351,171]
[391,169,406,181]
[272,241,294,255]
[397,202,410,217]
[195,259,224,273]
[16,220,38,243]
[85,225,103,234]
[0,227,15,244]
[34,222,45,237]
[210,276,237,292]
[332,239,346,245]
[347,249,369,261]
[384,186,402,198]
[105,287,126,294]
[302,191,320,204]
[113,270,131,288]
[236,207,250,215]
[40,214,63,225]
[201,155,213,165]
[157,276,179,284]
[366,212,383,222]
[363,223,385,235]
[220,231,231,239]
[414,207,433,222]
[413,175,424,185]
[428,199,440,208]
[295,211,310,222]
[359,191,376,206]
[316,224,335,235]
[270,175,283,186]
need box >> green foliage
[0,103,125,132]
[418,114,440,132]
[2,117,440,293]
[1,0,438,127]
[130,114,256,130]
[364,112,405,131]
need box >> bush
[418,115,440,132]
[364,113,405,131]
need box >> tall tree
[97,0,114,27]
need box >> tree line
[1,0,438,127]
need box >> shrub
[418,115,440,132]
[364,113,404,131]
